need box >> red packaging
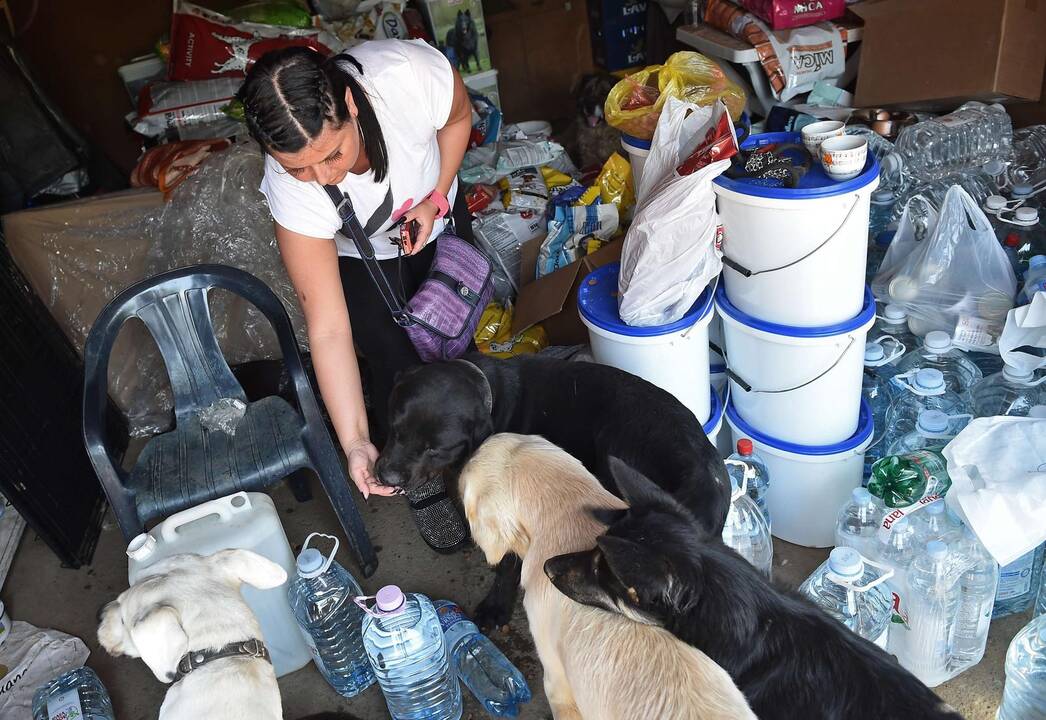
[676,103,739,176]
[736,0,845,30]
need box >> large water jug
[872,305,919,358]
[863,339,906,477]
[1010,124,1046,185]
[971,363,1046,417]
[126,492,310,676]
[997,614,1046,720]
[949,528,999,671]
[888,172,997,233]
[32,667,114,720]
[834,487,882,560]
[887,409,971,456]
[362,586,462,720]
[885,368,973,451]
[897,541,961,687]
[722,459,773,577]
[287,533,375,697]
[994,543,1046,619]
[1001,207,1046,277]
[891,331,983,396]
[799,547,894,649]
[1021,255,1046,303]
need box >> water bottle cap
[1029,405,1046,418]
[375,585,406,613]
[864,342,886,363]
[1005,233,1020,247]
[736,438,753,456]
[924,331,952,352]
[852,487,873,505]
[1029,255,1046,269]
[883,304,908,322]
[871,189,895,204]
[1002,364,1035,382]
[1015,206,1039,223]
[926,540,949,560]
[126,533,157,561]
[917,410,951,434]
[985,194,1008,212]
[296,548,326,578]
[914,368,946,391]
[827,547,864,579]
[983,160,1006,177]
[1012,183,1034,198]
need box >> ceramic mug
[801,120,845,158]
[821,135,868,182]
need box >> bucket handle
[717,335,856,395]
[721,194,861,278]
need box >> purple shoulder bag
[324,185,494,363]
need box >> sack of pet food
[133,78,244,139]
[536,204,619,278]
[499,167,549,213]
[475,302,548,358]
[737,0,845,30]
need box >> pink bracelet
[426,189,450,219]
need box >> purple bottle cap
[375,585,405,613]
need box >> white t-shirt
[259,39,458,260]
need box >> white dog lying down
[459,433,756,720]
[98,549,287,720]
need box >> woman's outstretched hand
[402,197,440,255]
[344,440,399,499]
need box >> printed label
[47,687,84,720]
[877,494,943,543]
[953,315,995,349]
[997,553,1035,601]
[434,600,468,632]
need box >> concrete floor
[5,479,1031,720]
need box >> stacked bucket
[712,132,880,547]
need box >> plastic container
[717,285,876,446]
[727,438,771,528]
[891,331,983,396]
[725,398,874,548]
[722,457,773,576]
[1020,254,1046,303]
[971,363,1046,417]
[897,541,961,687]
[912,501,964,546]
[620,134,650,191]
[888,171,997,230]
[984,194,1010,240]
[1002,207,1046,276]
[869,517,919,645]
[579,263,714,424]
[997,614,1046,720]
[949,528,999,671]
[834,487,882,560]
[872,304,919,358]
[885,368,974,452]
[362,586,462,720]
[703,383,729,458]
[887,409,969,456]
[287,533,374,697]
[1010,124,1046,185]
[713,132,880,328]
[126,492,310,677]
[867,450,952,510]
[994,543,1046,619]
[799,547,893,649]
[32,667,114,720]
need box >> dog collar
[173,638,270,683]
[454,359,493,414]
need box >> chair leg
[305,433,379,577]
[287,468,313,503]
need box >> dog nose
[375,459,407,488]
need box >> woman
[240,40,472,504]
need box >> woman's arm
[404,68,472,252]
[276,222,398,498]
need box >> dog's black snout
[374,458,407,488]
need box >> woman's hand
[344,439,399,499]
[402,198,440,255]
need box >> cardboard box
[853,0,1046,110]
[512,237,623,346]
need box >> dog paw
[473,595,513,632]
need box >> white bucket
[713,132,879,327]
[717,285,876,446]
[580,263,714,424]
[726,398,873,547]
[703,384,724,449]
[621,134,650,193]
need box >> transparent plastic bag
[871,195,937,303]
[879,186,1016,347]
[605,51,746,141]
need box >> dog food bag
[133,78,244,139]
[536,203,619,278]
[737,0,845,30]
[475,302,548,358]
[499,167,549,213]
[595,152,635,215]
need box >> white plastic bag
[618,98,732,327]
[880,186,1017,346]
[0,622,90,717]
[871,195,937,303]
[999,291,1046,374]
[943,416,1046,566]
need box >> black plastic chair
[82,264,378,577]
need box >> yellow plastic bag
[475,302,548,359]
[596,152,634,215]
[605,51,746,141]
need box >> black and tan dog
[376,353,730,628]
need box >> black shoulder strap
[323,184,409,323]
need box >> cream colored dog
[98,549,287,720]
[460,433,756,720]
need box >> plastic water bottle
[872,304,920,357]
[971,363,1046,417]
[866,231,894,283]
[722,459,773,577]
[885,368,973,452]
[1011,182,1040,208]
[898,541,961,687]
[287,534,375,697]
[982,158,1010,194]
[891,331,984,396]
[835,488,883,559]
[1010,124,1046,185]
[887,409,971,456]
[912,501,964,546]
[847,125,896,164]
[871,518,919,649]
[863,342,899,480]
[949,528,999,670]
[868,190,896,243]
[799,547,894,649]
[885,102,1013,182]
[868,450,952,509]
[432,601,531,717]
[1001,207,1046,276]
[727,439,770,528]
[984,194,1011,240]
[997,613,1046,720]
[32,667,115,720]
[888,172,997,233]
[362,586,462,720]
[994,543,1046,619]
[1020,254,1046,303]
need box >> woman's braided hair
[238,47,389,182]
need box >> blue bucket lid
[621,133,651,150]
[725,397,874,456]
[702,384,723,436]
[579,263,714,337]
[715,284,876,338]
[714,131,880,199]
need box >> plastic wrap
[36,142,306,436]
[198,397,248,434]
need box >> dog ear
[210,549,288,590]
[97,599,127,656]
[128,605,189,683]
[596,534,674,606]
[588,506,626,527]
[607,457,670,507]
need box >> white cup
[820,135,868,182]
[801,120,845,158]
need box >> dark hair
[238,47,389,182]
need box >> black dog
[445,10,480,73]
[544,460,965,720]
[376,354,730,627]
